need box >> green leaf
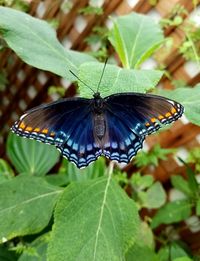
[0,176,62,242]
[173,258,193,261]
[7,133,59,176]
[151,199,192,229]
[196,198,200,215]
[45,158,106,186]
[126,245,158,261]
[130,173,154,190]
[135,144,175,168]
[157,243,192,261]
[79,62,163,98]
[0,245,18,261]
[18,233,49,261]
[157,246,170,261]
[144,181,166,209]
[171,175,192,197]
[178,157,199,196]
[109,12,164,68]
[48,176,139,261]
[135,222,155,250]
[187,147,200,173]
[0,159,14,183]
[159,84,200,126]
[170,242,192,260]
[61,157,106,182]
[0,7,95,79]
[127,221,156,260]
[45,173,69,187]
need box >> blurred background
[0,0,200,256]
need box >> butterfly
[11,88,184,168]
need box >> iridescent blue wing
[102,93,184,163]
[103,110,145,163]
[11,98,101,168]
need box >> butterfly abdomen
[93,114,106,140]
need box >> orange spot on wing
[150,117,156,123]
[171,107,177,114]
[19,122,26,129]
[34,127,40,132]
[42,128,48,134]
[145,122,150,127]
[165,112,171,117]
[158,115,164,120]
[25,126,33,131]
[50,132,55,137]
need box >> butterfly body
[11,92,184,168]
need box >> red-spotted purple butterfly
[11,63,184,168]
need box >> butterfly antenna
[69,70,95,94]
[97,58,108,93]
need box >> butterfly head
[93,92,101,99]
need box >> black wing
[11,98,102,168]
[101,92,184,163]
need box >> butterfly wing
[102,93,184,163]
[11,98,102,168]
[103,109,145,163]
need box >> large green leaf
[159,84,200,126]
[48,176,139,261]
[7,133,59,176]
[109,12,164,68]
[0,7,95,79]
[0,176,62,242]
[79,62,163,97]
[151,199,192,229]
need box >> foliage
[79,62,163,97]
[109,12,164,69]
[152,158,200,228]
[0,6,200,261]
[130,172,167,209]
[159,84,200,126]
[187,147,200,173]
[48,177,139,261]
[79,6,103,16]
[48,85,66,98]
[134,144,176,168]
[85,26,109,61]
[0,7,96,79]
[179,23,200,62]
[7,133,60,176]
[0,158,14,183]
[160,4,188,29]
[0,0,29,12]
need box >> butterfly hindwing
[103,109,145,163]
